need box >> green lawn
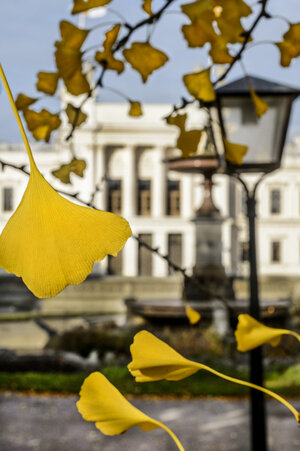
[0,364,299,397]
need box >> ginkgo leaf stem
[158,422,185,451]
[0,64,37,171]
[195,363,299,424]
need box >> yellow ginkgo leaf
[123,42,169,83]
[249,86,269,118]
[52,158,87,184]
[276,23,300,67]
[167,113,202,158]
[65,103,87,127]
[213,0,252,44]
[235,314,300,352]
[72,0,111,14]
[224,138,248,165]
[185,305,201,325]
[36,72,60,96]
[182,18,216,48]
[95,24,124,74]
[55,21,90,96]
[24,109,61,142]
[209,37,233,64]
[58,20,90,49]
[55,45,90,96]
[0,166,131,298]
[128,330,199,382]
[77,372,184,450]
[0,64,131,299]
[15,94,37,111]
[129,331,300,424]
[181,0,215,22]
[183,68,216,102]
[177,129,202,158]
[129,101,142,117]
[142,0,152,15]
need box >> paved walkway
[0,393,299,450]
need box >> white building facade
[1,101,300,283]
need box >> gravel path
[0,393,299,451]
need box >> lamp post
[215,75,300,451]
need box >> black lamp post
[216,75,300,451]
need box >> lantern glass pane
[220,96,290,165]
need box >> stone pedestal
[184,214,235,302]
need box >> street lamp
[216,75,300,451]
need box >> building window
[240,242,249,262]
[138,180,151,216]
[3,187,13,212]
[270,189,281,214]
[108,180,122,215]
[168,234,182,274]
[271,241,281,263]
[167,180,180,216]
[138,233,152,276]
[107,252,122,275]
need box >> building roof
[216,75,300,96]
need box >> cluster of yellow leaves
[167,113,202,158]
[52,158,87,184]
[123,42,168,83]
[181,0,252,65]
[95,24,124,73]
[55,21,90,96]
[72,0,112,15]
[276,23,300,67]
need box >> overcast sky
[1,0,300,143]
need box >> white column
[122,236,138,276]
[181,174,194,218]
[122,146,136,219]
[153,231,168,276]
[94,145,107,210]
[152,147,166,217]
[183,225,196,273]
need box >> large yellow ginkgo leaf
[123,42,169,83]
[0,167,131,298]
[0,64,131,299]
[167,113,202,158]
[72,0,111,14]
[183,68,216,102]
[128,331,300,424]
[249,86,269,118]
[77,372,184,450]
